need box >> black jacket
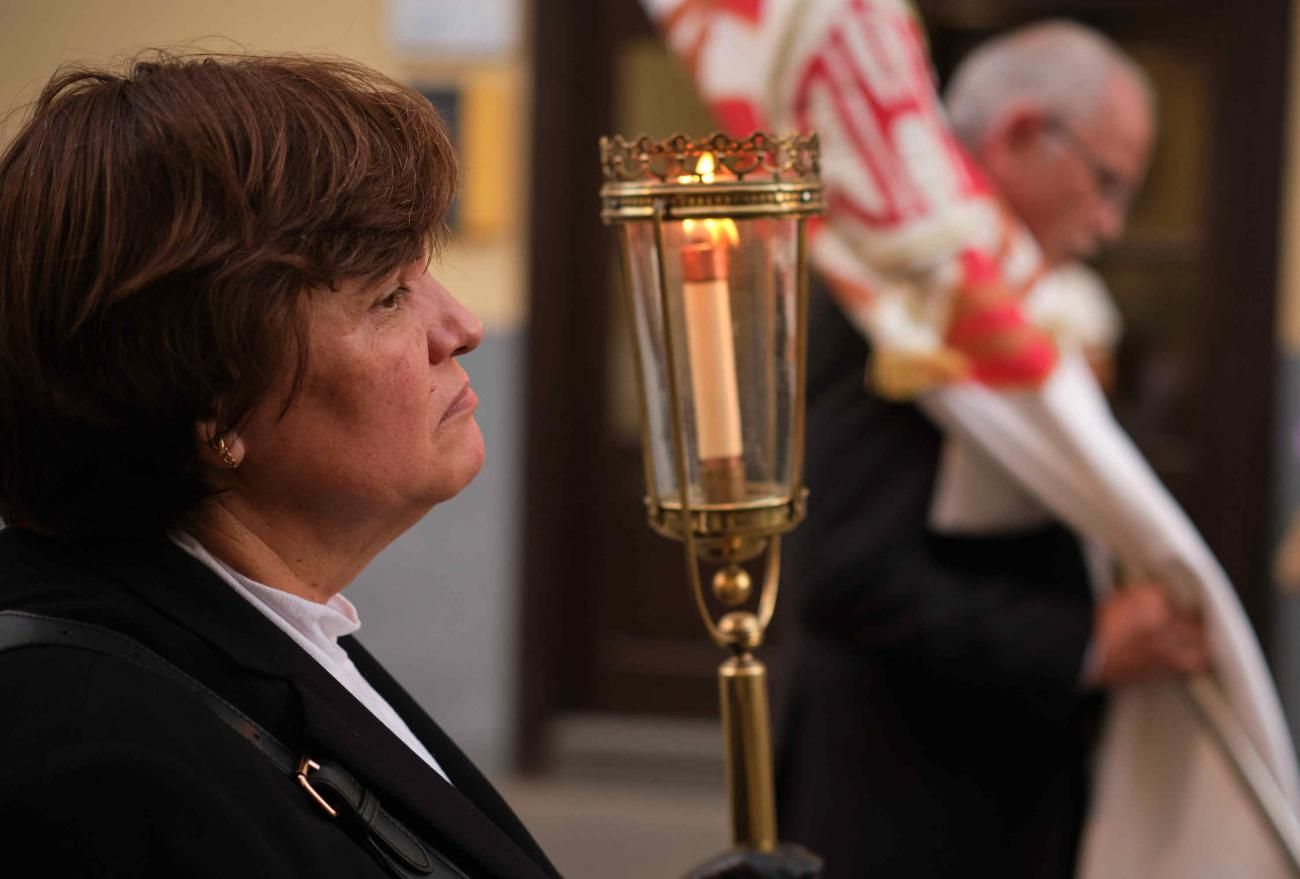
[0,527,558,879]
[775,287,1101,878]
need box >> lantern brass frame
[601,132,823,852]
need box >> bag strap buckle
[296,756,339,818]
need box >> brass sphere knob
[718,611,763,650]
[712,565,753,606]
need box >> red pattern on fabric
[711,98,767,136]
[960,249,1000,286]
[945,250,1057,384]
[826,28,925,218]
[714,0,763,22]
[794,53,902,226]
[967,340,1057,386]
[945,302,1024,349]
[792,0,985,226]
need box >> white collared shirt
[170,532,450,784]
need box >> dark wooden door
[519,0,722,771]
[519,0,1292,770]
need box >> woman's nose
[449,296,484,357]
[427,279,483,361]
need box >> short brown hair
[0,52,457,538]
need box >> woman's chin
[433,421,486,504]
[462,424,487,486]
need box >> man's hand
[1093,583,1209,687]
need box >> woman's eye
[376,285,410,310]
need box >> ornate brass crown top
[600,132,820,183]
[600,132,824,223]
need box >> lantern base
[648,488,807,544]
[684,844,823,879]
[695,652,820,876]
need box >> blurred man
[774,22,1210,878]
[945,21,1150,387]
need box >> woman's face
[234,259,485,540]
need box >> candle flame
[677,151,719,184]
[678,152,737,248]
[683,217,740,248]
[694,151,716,181]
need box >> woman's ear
[195,419,246,470]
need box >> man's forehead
[1082,73,1154,174]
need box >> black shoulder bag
[0,610,469,879]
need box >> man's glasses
[1045,117,1134,211]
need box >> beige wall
[0,0,527,331]
[0,0,390,121]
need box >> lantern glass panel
[622,215,800,509]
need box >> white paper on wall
[387,0,522,56]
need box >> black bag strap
[0,610,469,879]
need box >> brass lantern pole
[600,132,823,867]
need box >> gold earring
[211,435,240,469]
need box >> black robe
[775,286,1102,878]
[0,527,558,879]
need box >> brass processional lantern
[600,132,823,868]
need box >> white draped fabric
[923,356,1300,878]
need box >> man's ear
[986,102,1051,158]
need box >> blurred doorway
[520,2,724,774]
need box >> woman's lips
[440,383,478,425]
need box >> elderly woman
[0,55,556,878]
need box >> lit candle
[679,157,746,501]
